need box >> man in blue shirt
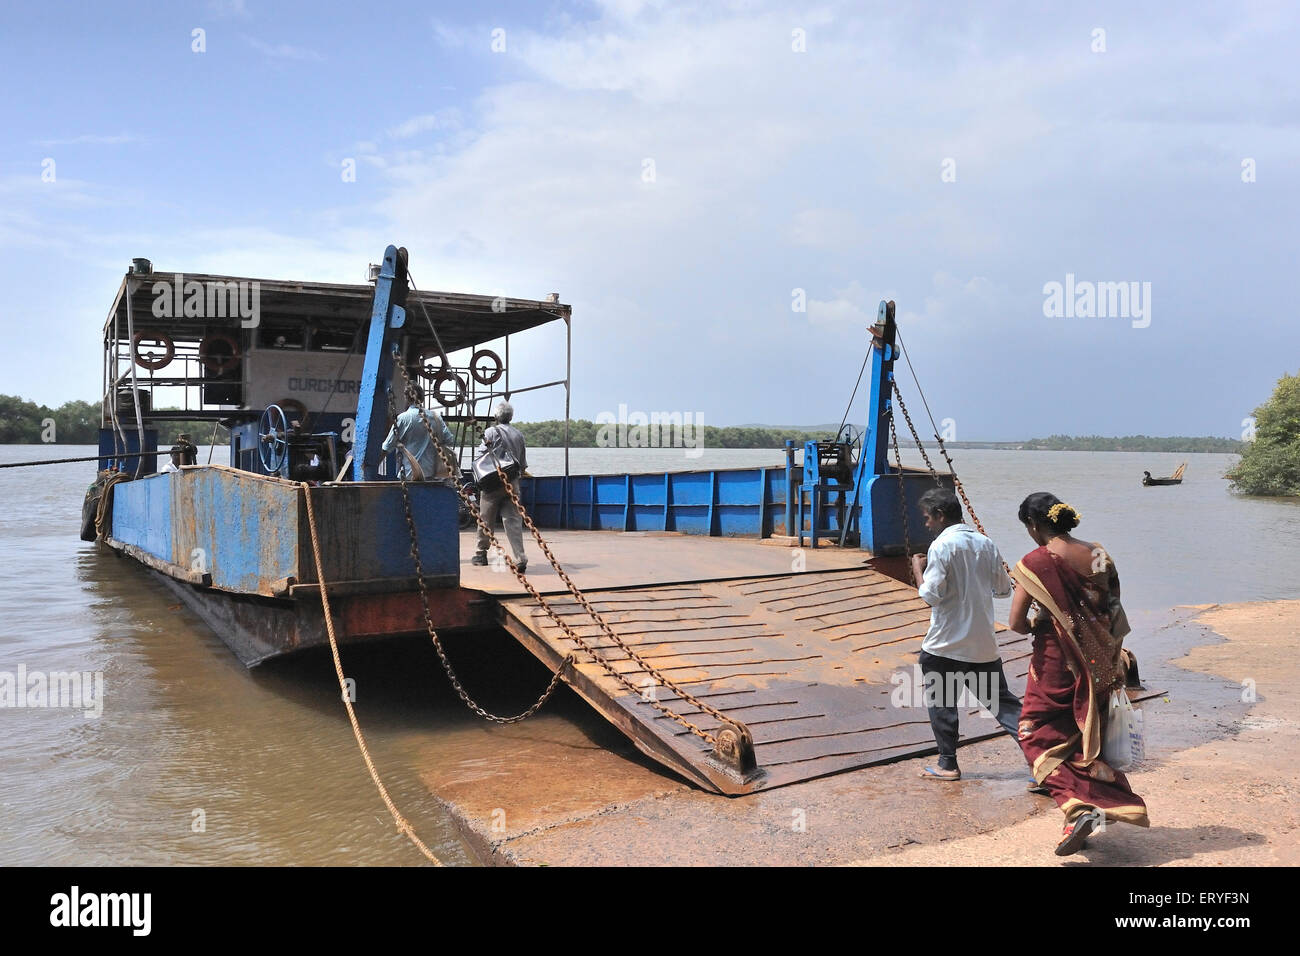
[909,488,1022,781]
[381,384,455,481]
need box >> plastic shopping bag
[1102,688,1145,770]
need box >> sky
[1,0,1296,440]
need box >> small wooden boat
[1143,462,1186,486]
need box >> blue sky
[1,0,1296,439]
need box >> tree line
[3,395,1281,488]
[508,420,1248,453]
[0,394,214,445]
[1228,371,1300,496]
[1019,435,1244,453]
[0,395,101,444]
[509,419,840,449]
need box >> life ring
[132,331,174,371]
[199,333,241,373]
[277,398,308,427]
[431,368,467,407]
[469,349,504,385]
[420,358,445,381]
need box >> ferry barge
[82,244,1029,795]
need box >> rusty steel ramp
[496,566,1035,794]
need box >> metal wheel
[259,404,289,474]
[458,487,479,529]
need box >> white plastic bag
[1102,689,1145,770]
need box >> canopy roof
[103,268,570,354]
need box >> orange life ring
[132,331,174,371]
[431,368,467,407]
[469,348,504,385]
[199,333,241,373]
[277,398,308,427]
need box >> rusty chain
[887,406,917,586]
[384,385,572,723]
[392,359,738,746]
[891,378,987,534]
[891,380,944,489]
[890,379,1012,578]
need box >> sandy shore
[845,600,1300,866]
[420,600,1299,866]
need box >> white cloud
[388,115,440,139]
[387,111,461,141]
[430,19,471,49]
[208,0,250,17]
[898,273,999,330]
[807,280,873,326]
[6,0,1297,430]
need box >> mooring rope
[0,452,152,469]
[300,480,443,866]
[94,472,131,539]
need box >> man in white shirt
[909,488,1021,781]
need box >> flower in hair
[1047,502,1079,523]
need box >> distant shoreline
[504,420,1244,454]
[0,440,1242,454]
[894,441,1241,453]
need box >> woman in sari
[1009,492,1148,855]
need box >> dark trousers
[918,650,1022,771]
[475,483,525,563]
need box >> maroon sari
[1012,546,1148,827]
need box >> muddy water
[0,444,1295,865]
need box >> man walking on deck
[472,401,529,572]
[909,488,1022,780]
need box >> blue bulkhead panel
[107,468,463,595]
[108,473,173,558]
[172,468,301,593]
[667,472,712,534]
[333,482,460,581]
[98,427,159,475]
[516,466,789,537]
[860,471,951,556]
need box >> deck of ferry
[456,527,867,594]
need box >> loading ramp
[493,564,1033,794]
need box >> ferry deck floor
[456,526,868,595]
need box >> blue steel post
[844,301,897,546]
[862,300,897,479]
[784,439,796,537]
[353,246,409,481]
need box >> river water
[1,444,1295,865]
